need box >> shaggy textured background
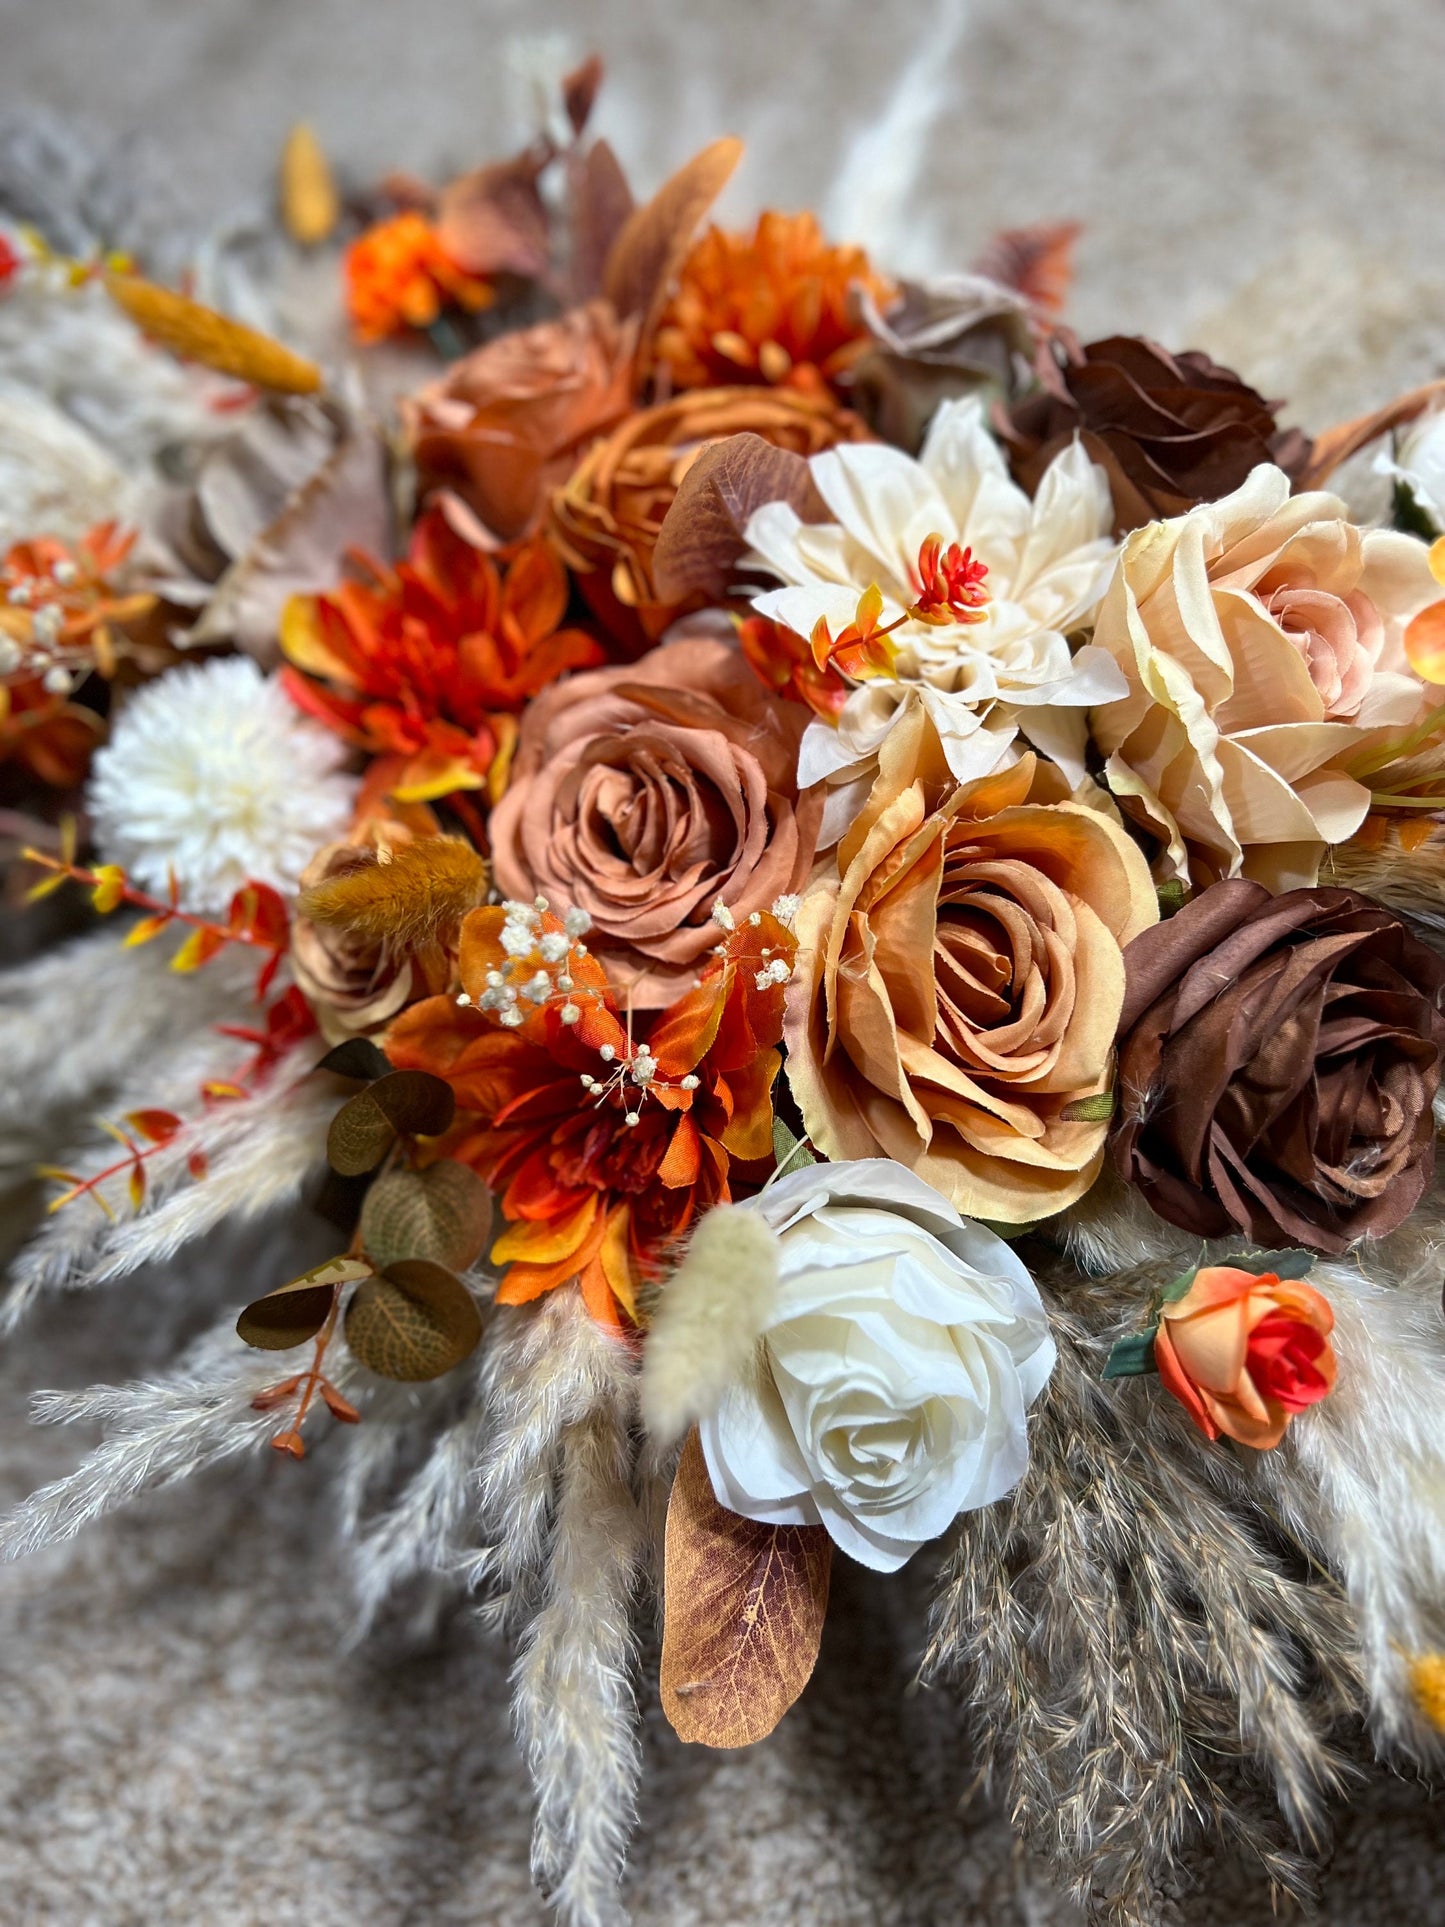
[3,1,1445,1921]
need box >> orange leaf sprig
[38,1108,196,1220]
[250,1278,361,1459]
[23,823,290,997]
[806,533,993,682]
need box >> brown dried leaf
[326,1070,457,1176]
[1299,375,1445,489]
[236,1255,373,1350]
[437,148,552,281]
[344,1259,483,1381]
[651,433,826,603]
[568,139,635,303]
[104,274,323,395]
[359,1161,493,1271]
[279,122,340,247]
[660,1429,831,1748]
[562,55,604,136]
[602,137,742,343]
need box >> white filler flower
[88,657,357,914]
[697,1159,1055,1572]
[747,396,1125,841]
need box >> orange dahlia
[280,506,603,806]
[344,211,494,344]
[653,210,890,395]
[384,900,797,1329]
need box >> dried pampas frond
[471,1293,647,1927]
[639,1201,778,1447]
[924,1267,1364,1927]
[299,836,490,952]
[1326,826,1445,943]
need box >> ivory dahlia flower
[746,396,1125,841]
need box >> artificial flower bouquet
[6,60,1445,1926]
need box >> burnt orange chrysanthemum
[279,506,604,805]
[653,210,891,395]
[344,211,494,344]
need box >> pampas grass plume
[299,835,489,950]
[640,1204,778,1448]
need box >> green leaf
[1156,878,1189,919]
[771,1116,817,1175]
[359,1161,493,1271]
[326,1070,457,1175]
[316,1038,393,1081]
[235,1255,373,1349]
[343,1259,483,1381]
[1224,1248,1315,1281]
[1393,480,1440,541]
[1103,1329,1158,1379]
[1060,1089,1115,1124]
[1159,1265,1200,1304]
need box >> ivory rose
[1090,464,1438,891]
[697,1160,1055,1571]
[1154,1264,1336,1451]
[785,707,1158,1224]
[488,633,821,1006]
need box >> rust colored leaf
[170,925,228,974]
[104,274,323,395]
[602,137,742,343]
[562,55,604,136]
[567,138,635,302]
[652,432,827,603]
[660,1429,831,1749]
[236,1255,373,1350]
[437,148,551,280]
[124,1109,183,1146]
[343,1259,483,1381]
[1299,375,1445,490]
[972,219,1082,318]
[279,122,340,246]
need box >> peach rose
[1154,1264,1336,1450]
[1091,464,1439,891]
[488,633,822,1006]
[405,300,638,541]
[784,706,1158,1223]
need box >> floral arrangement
[7,60,1445,1927]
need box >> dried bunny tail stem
[924,1270,1363,1927]
[1324,831,1445,944]
[639,1202,778,1447]
[1298,374,1445,489]
[511,1332,645,1927]
[298,835,489,951]
[0,1314,361,1562]
[0,1041,328,1331]
[1249,1248,1445,1760]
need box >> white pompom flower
[88,657,357,914]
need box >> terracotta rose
[1154,1264,1336,1451]
[405,300,638,541]
[784,705,1158,1224]
[1112,879,1445,1252]
[488,633,822,1006]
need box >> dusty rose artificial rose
[1001,333,1310,534]
[1154,1264,1336,1450]
[405,300,639,541]
[1112,878,1445,1252]
[1090,464,1440,891]
[784,705,1158,1224]
[291,824,448,1042]
[488,633,822,1006]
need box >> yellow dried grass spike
[103,273,323,395]
[299,837,490,951]
[280,123,340,246]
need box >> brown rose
[1112,879,1445,1252]
[1000,333,1310,534]
[784,708,1158,1224]
[546,384,867,654]
[488,632,821,1006]
[404,300,638,542]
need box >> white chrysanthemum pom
[88,658,357,914]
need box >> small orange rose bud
[1154,1264,1336,1451]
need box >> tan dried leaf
[104,274,323,395]
[344,1259,483,1381]
[280,122,340,246]
[236,1255,373,1350]
[326,1070,457,1176]
[660,1429,831,1748]
[567,138,635,303]
[359,1161,493,1271]
[602,137,742,344]
[437,149,551,280]
[651,432,826,603]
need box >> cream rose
[697,1160,1055,1572]
[1090,464,1437,891]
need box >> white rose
[697,1160,1055,1572]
